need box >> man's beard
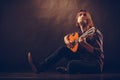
[79,20,88,28]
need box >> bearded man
[28,9,104,74]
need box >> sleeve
[93,30,104,57]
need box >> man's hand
[64,35,70,45]
[66,41,75,48]
[79,37,86,44]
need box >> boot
[27,52,39,73]
[56,66,68,74]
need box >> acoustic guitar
[66,27,95,52]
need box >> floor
[0,72,120,80]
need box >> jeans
[37,46,101,73]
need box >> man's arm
[79,37,94,53]
[79,32,103,55]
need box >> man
[28,9,104,74]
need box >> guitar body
[67,32,79,52]
[65,27,95,53]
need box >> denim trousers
[37,46,101,73]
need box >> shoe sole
[28,52,38,73]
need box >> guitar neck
[75,27,95,43]
[74,33,87,43]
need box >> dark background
[0,0,120,73]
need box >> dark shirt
[77,28,104,70]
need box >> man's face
[77,11,90,32]
[77,12,88,24]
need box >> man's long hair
[76,9,94,28]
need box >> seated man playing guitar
[27,9,104,74]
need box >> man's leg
[28,46,73,73]
[37,46,73,71]
[67,60,101,74]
